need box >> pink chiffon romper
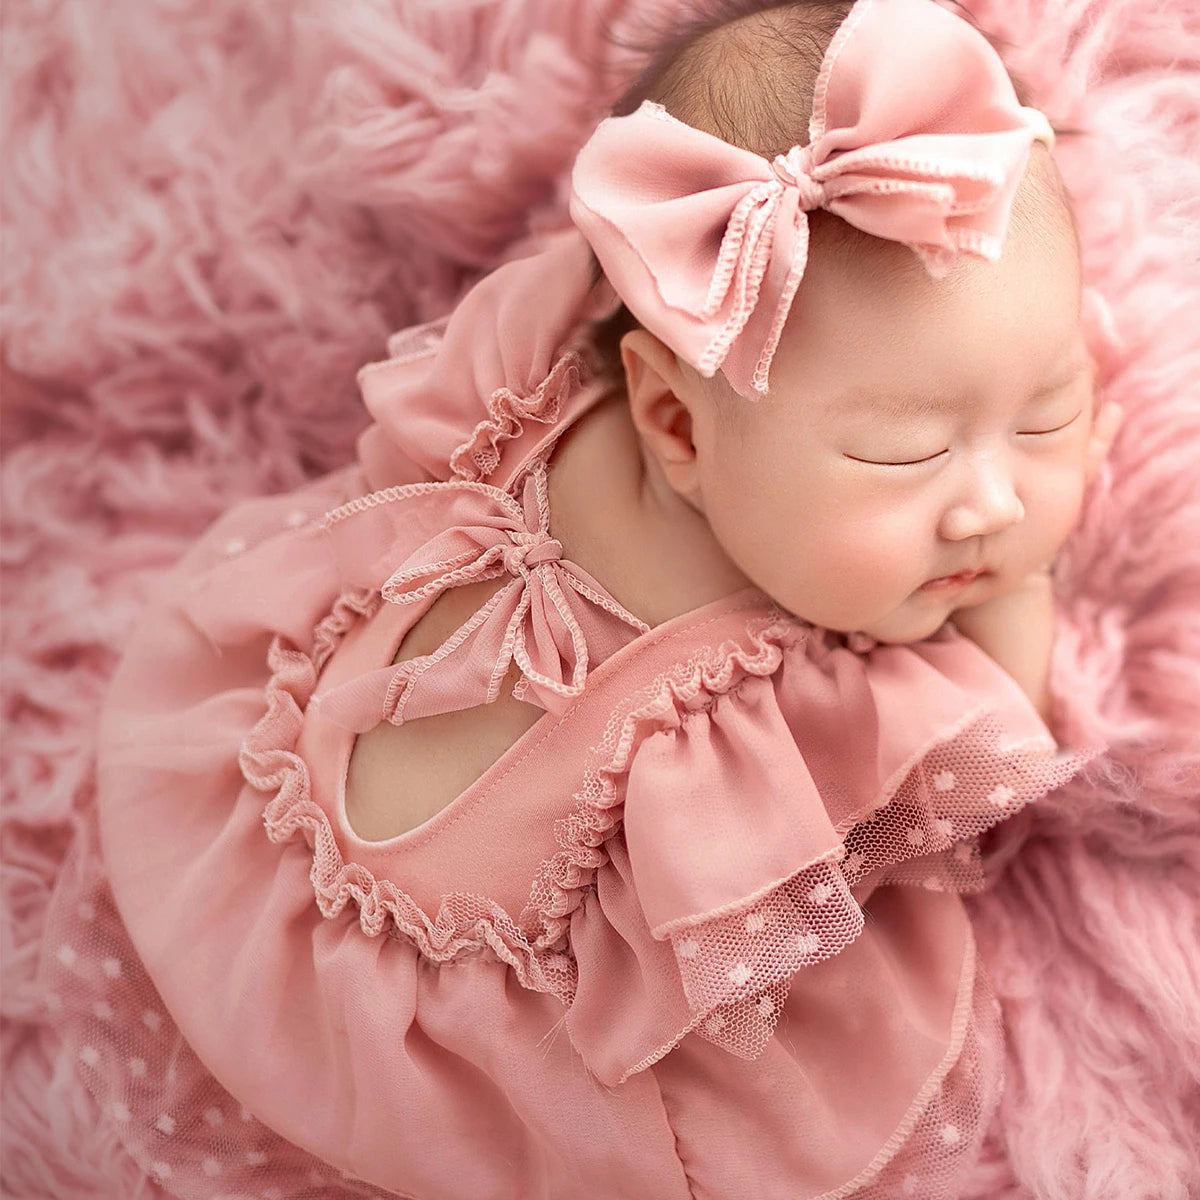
[37,228,1095,1200]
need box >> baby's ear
[1078,286,1125,487]
[620,329,704,504]
[1084,399,1123,486]
[1081,286,1124,388]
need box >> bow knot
[770,145,824,210]
[502,532,563,575]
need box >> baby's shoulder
[545,389,750,627]
[343,390,758,843]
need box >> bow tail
[696,187,782,380]
[744,192,811,397]
[396,580,527,721]
[483,584,532,704]
[510,569,591,715]
[307,580,525,730]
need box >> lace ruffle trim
[520,612,809,946]
[244,599,1091,1049]
[243,586,578,1002]
[242,603,801,1006]
[517,614,1095,1075]
[447,349,586,483]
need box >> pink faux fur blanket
[2,0,1197,1197]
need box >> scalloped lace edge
[241,597,1084,1022]
[446,349,587,483]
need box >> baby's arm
[948,568,1056,726]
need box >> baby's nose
[939,459,1025,541]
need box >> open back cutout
[339,388,751,843]
[342,394,641,844]
[343,575,547,843]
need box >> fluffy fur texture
[2,0,1197,1196]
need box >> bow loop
[378,528,510,606]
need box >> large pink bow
[569,0,1056,399]
[309,461,650,732]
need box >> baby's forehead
[1008,145,1080,259]
[804,153,1077,313]
[727,211,1085,420]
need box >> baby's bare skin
[346,145,1126,841]
[950,567,1057,722]
[344,375,1116,840]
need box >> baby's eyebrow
[833,358,1091,420]
[834,389,943,421]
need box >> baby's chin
[848,604,954,647]
[771,595,952,646]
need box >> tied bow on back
[569,0,1056,399]
[309,461,650,733]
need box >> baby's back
[344,389,750,842]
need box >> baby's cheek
[824,503,924,568]
[1028,462,1089,553]
[798,520,915,608]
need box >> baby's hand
[949,567,1056,726]
[950,563,1054,634]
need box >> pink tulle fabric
[32,225,1102,1200]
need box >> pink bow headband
[569,0,1056,399]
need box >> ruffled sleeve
[562,616,1100,1086]
[354,228,621,492]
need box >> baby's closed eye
[844,412,1089,468]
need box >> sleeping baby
[38,1,1122,1197]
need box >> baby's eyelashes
[844,410,1085,467]
[844,451,945,468]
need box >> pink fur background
[2,0,1197,1196]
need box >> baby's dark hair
[584,0,1077,388]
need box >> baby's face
[679,156,1099,643]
